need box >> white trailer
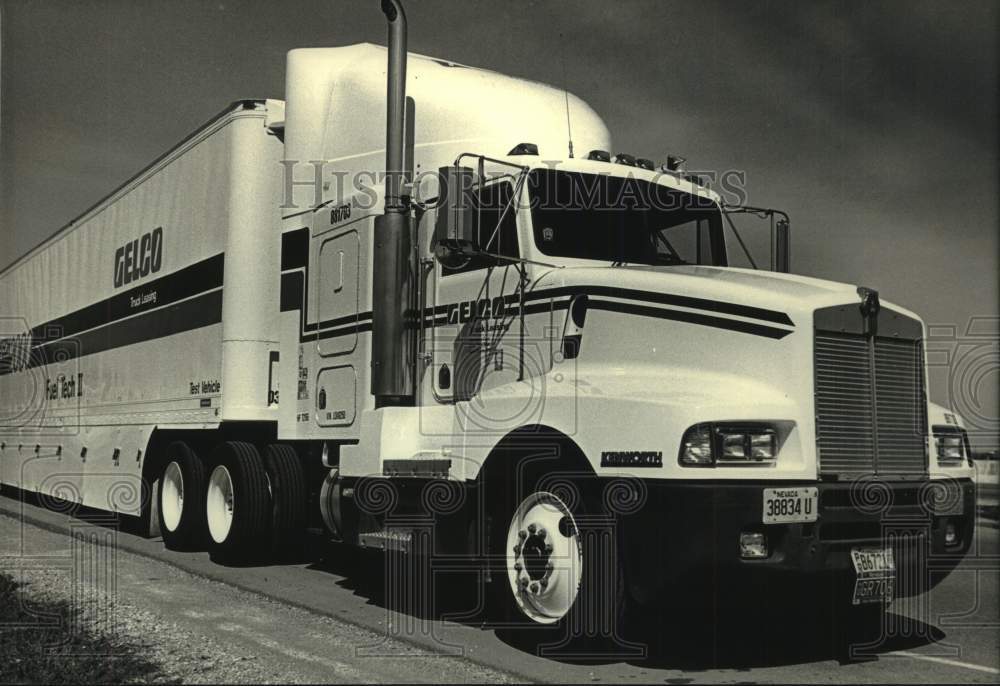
[1,0,977,636]
[1,101,282,523]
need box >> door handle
[333,250,344,292]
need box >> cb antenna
[560,33,574,158]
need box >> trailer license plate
[851,547,895,605]
[762,487,818,524]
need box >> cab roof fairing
[281,43,611,212]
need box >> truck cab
[276,34,974,629]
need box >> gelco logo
[114,227,163,288]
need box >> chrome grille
[815,333,875,474]
[814,307,927,478]
[874,339,927,475]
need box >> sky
[1,0,997,446]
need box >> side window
[658,218,714,265]
[442,181,519,276]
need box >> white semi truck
[0,0,976,633]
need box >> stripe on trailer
[5,289,223,374]
[26,253,224,346]
[589,298,792,339]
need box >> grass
[0,571,175,684]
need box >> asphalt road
[0,492,997,684]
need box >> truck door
[429,178,523,406]
[313,211,362,429]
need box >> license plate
[851,547,896,605]
[852,576,894,605]
[762,487,818,523]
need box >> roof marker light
[611,153,637,167]
[636,158,655,171]
[662,155,686,172]
[587,149,611,162]
[508,142,539,156]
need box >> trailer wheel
[158,441,207,551]
[263,444,307,556]
[205,441,271,559]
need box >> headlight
[933,426,969,466]
[679,423,779,466]
[750,432,777,460]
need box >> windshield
[527,169,727,266]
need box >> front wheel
[485,468,634,652]
[505,490,584,624]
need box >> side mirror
[433,165,478,268]
[773,218,790,273]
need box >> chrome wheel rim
[506,491,583,624]
[206,465,235,544]
[161,461,184,533]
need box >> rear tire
[262,444,307,557]
[205,441,272,560]
[158,441,207,551]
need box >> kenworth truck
[0,0,976,634]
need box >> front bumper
[622,478,975,605]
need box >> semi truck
[0,0,976,635]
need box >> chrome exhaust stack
[371,0,415,406]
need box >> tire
[158,441,207,551]
[262,444,307,556]
[205,441,272,560]
[483,449,632,651]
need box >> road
[0,492,997,684]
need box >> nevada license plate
[762,487,818,524]
[851,547,896,605]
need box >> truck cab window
[658,218,714,265]
[442,180,520,276]
[528,169,726,267]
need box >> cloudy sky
[1,0,997,442]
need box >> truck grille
[814,305,927,478]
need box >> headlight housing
[679,423,779,466]
[933,425,970,466]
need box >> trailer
[1,0,977,637]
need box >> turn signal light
[934,427,967,465]
[679,424,713,466]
